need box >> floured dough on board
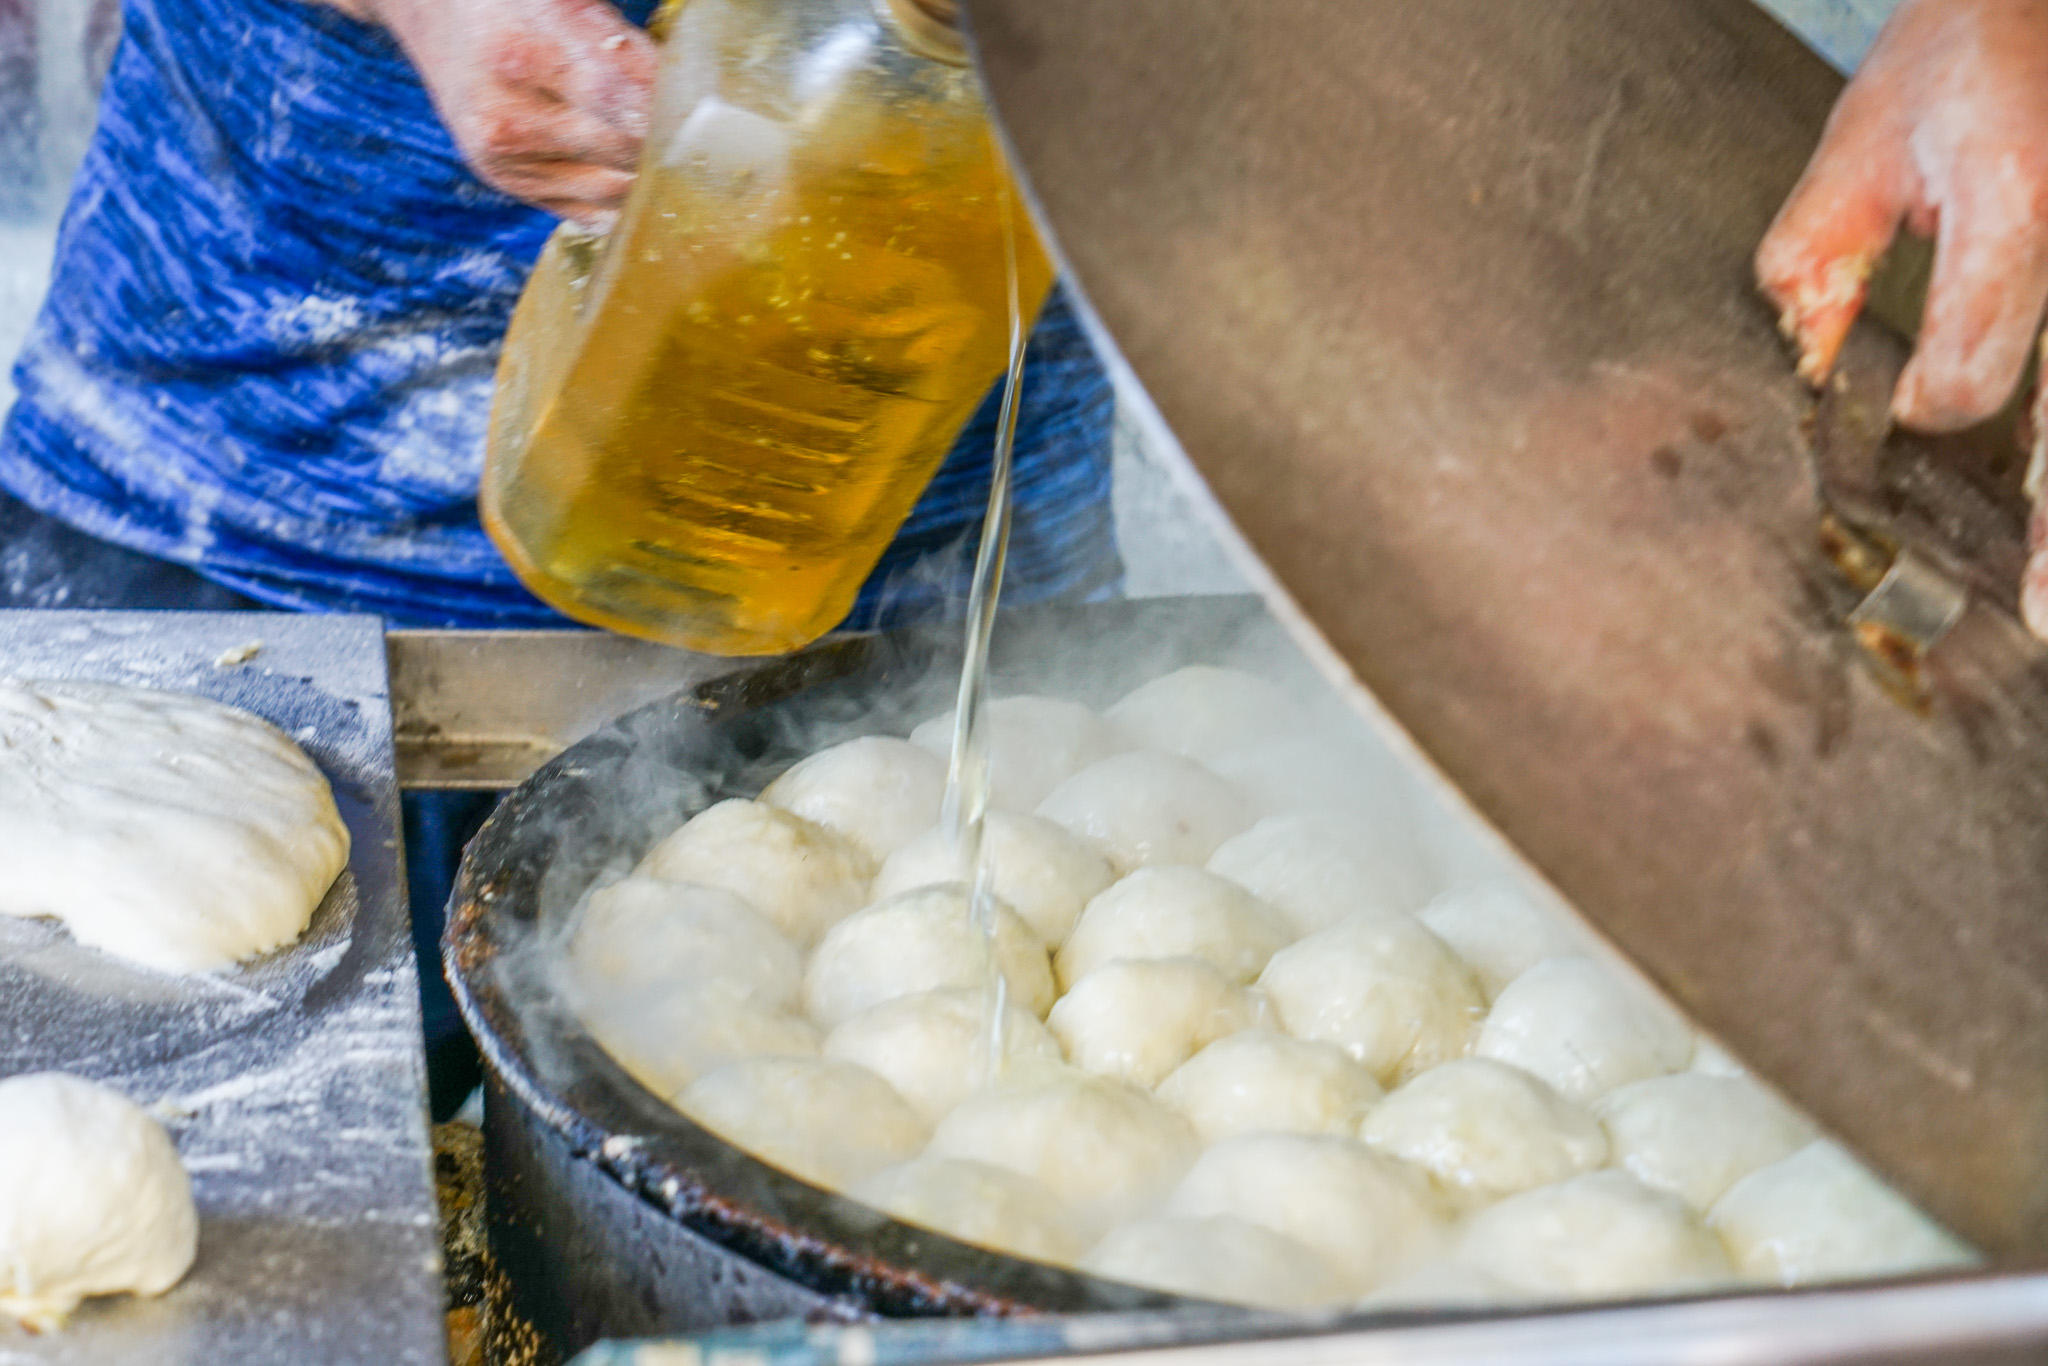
[1056,865,1292,989]
[635,798,871,946]
[0,1073,198,1328]
[910,695,1121,811]
[1047,957,1265,1088]
[1081,1214,1345,1309]
[677,1056,926,1190]
[0,680,349,973]
[852,1156,1088,1265]
[872,811,1114,947]
[760,736,945,862]
[1156,1028,1383,1143]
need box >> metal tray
[0,610,444,1366]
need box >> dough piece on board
[0,1073,198,1329]
[0,680,350,973]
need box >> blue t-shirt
[0,0,1120,628]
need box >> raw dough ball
[1056,865,1292,989]
[568,876,801,1009]
[1690,1038,1747,1077]
[1207,735,1413,831]
[0,680,350,973]
[927,1068,1200,1230]
[1157,1029,1383,1143]
[1361,1058,1607,1202]
[910,696,1120,811]
[0,1073,197,1328]
[1474,956,1693,1103]
[872,812,1114,947]
[802,886,1054,1028]
[1708,1140,1977,1286]
[823,988,1062,1122]
[1595,1072,1816,1210]
[761,736,946,862]
[1047,958,1265,1088]
[1036,752,1251,873]
[580,984,819,1098]
[1258,913,1484,1083]
[1209,812,1436,935]
[1165,1134,1444,1293]
[1415,885,1580,1000]
[1081,1215,1345,1309]
[851,1157,1087,1266]
[636,798,871,946]
[1105,666,1304,764]
[1357,1260,1524,1310]
[1454,1170,1734,1300]
[676,1057,925,1190]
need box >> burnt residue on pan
[445,598,1291,1348]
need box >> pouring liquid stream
[941,157,1029,1088]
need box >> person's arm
[323,0,657,228]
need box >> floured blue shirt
[0,0,1119,628]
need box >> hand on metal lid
[1758,0,2048,432]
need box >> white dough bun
[1360,1058,1607,1203]
[1708,1140,1977,1287]
[568,876,801,1009]
[1036,751,1251,873]
[1594,1072,1816,1211]
[927,1068,1200,1231]
[802,885,1054,1028]
[1081,1214,1345,1309]
[1165,1133,1444,1293]
[1414,884,1580,1000]
[580,982,820,1099]
[1047,957,1266,1088]
[1104,666,1305,764]
[1258,912,1484,1084]
[636,798,872,946]
[873,811,1114,947]
[1157,1028,1383,1144]
[910,695,1121,811]
[1474,956,1693,1103]
[1056,865,1292,989]
[0,1073,198,1328]
[1209,811,1436,935]
[852,1157,1088,1266]
[1453,1170,1734,1301]
[761,736,947,862]
[823,987,1062,1122]
[677,1057,926,1191]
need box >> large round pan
[444,599,1297,1357]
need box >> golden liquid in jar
[482,106,1055,656]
